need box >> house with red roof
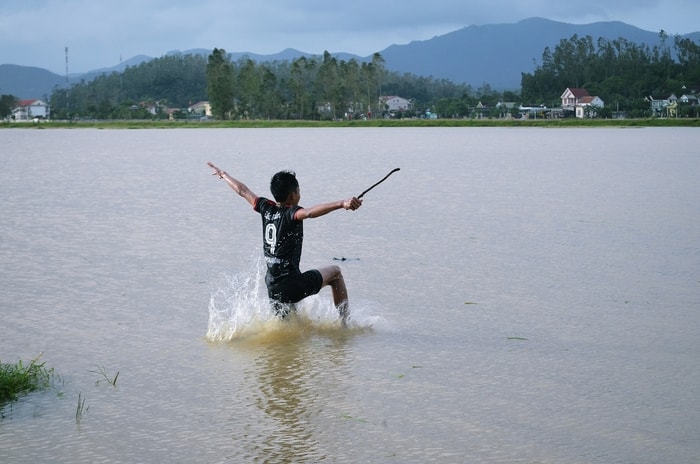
[13,99,50,121]
[560,88,604,118]
[576,95,605,118]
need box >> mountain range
[2,17,699,99]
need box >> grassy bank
[2,117,699,129]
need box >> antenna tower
[65,47,69,84]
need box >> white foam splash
[205,257,387,342]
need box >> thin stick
[357,168,400,199]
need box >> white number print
[265,223,277,254]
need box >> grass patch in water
[75,392,89,423]
[0,355,58,405]
[88,364,119,387]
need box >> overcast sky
[2,0,698,75]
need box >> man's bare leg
[318,265,349,325]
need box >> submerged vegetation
[0,355,57,405]
[88,364,119,387]
[1,356,121,424]
[75,392,88,423]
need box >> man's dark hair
[270,170,299,202]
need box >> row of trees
[520,32,700,116]
[49,54,208,120]
[429,32,700,119]
[39,32,700,120]
[206,48,388,120]
[47,50,475,120]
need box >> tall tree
[289,57,306,119]
[236,58,262,118]
[364,53,386,116]
[260,67,283,119]
[0,94,18,119]
[316,51,341,119]
[674,35,700,86]
[206,48,235,120]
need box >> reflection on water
[235,322,355,463]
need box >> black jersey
[254,197,304,284]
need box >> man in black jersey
[208,162,362,324]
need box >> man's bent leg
[318,265,349,323]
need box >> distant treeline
[433,32,700,119]
[48,50,474,120]
[519,32,700,117]
[49,54,209,120]
[45,32,700,120]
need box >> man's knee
[330,265,342,279]
[320,265,343,285]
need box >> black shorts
[267,269,323,304]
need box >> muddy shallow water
[1,127,698,463]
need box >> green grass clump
[0,355,57,405]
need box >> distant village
[7,87,699,122]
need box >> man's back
[255,197,304,283]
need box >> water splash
[206,257,386,342]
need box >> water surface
[1,127,698,463]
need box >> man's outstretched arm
[207,162,257,207]
[294,197,362,220]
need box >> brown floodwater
[1,127,698,463]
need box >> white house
[575,95,605,118]
[679,93,699,104]
[646,93,691,117]
[496,101,517,116]
[560,88,604,118]
[13,99,50,120]
[560,88,590,109]
[646,95,669,116]
[188,101,212,117]
[380,96,411,112]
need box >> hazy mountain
[2,17,698,99]
[169,47,363,64]
[0,64,67,100]
[78,55,153,78]
[229,48,362,63]
[380,17,676,89]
